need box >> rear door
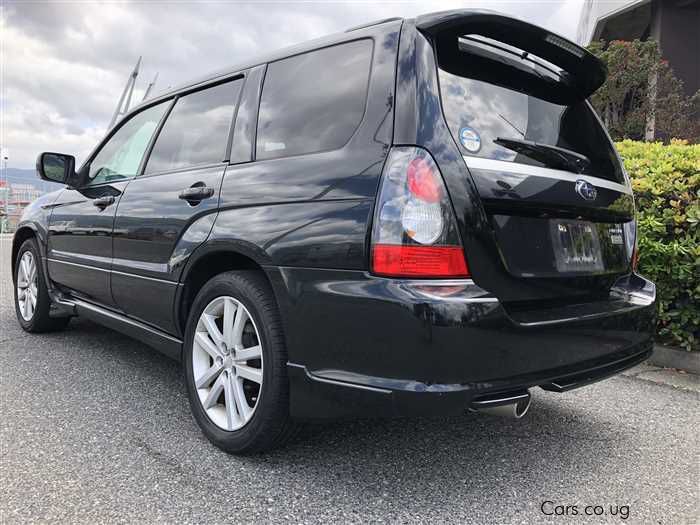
[47,102,170,307]
[411,13,636,305]
[438,67,634,279]
[110,76,244,334]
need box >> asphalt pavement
[1,234,698,524]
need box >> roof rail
[344,17,402,33]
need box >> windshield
[438,68,624,183]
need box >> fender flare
[177,237,272,285]
[11,222,44,279]
[172,237,274,338]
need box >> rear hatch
[418,11,636,307]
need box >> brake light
[370,147,469,278]
[372,245,468,277]
[407,157,442,203]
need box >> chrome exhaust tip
[469,391,531,419]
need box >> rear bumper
[288,343,652,418]
[268,268,656,419]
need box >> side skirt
[55,296,183,361]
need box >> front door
[47,101,170,307]
[111,77,244,333]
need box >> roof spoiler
[415,10,606,100]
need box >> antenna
[108,57,142,129]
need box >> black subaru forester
[13,10,656,453]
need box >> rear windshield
[438,68,624,183]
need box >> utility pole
[109,57,142,129]
[2,152,8,233]
[142,73,159,102]
[4,154,9,215]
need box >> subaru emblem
[575,180,597,201]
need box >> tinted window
[256,40,372,160]
[88,102,168,185]
[145,79,242,173]
[438,69,624,182]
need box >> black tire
[183,270,296,454]
[13,238,70,333]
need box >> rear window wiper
[494,137,591,174]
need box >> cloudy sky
[1,0,585,169]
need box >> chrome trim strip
[50,249,112,267]
[512,303,645,327]
[111,269,178,286]
[52,250,169,275]
[398,279,500,303]
[462,156,632,195]
[395,278,476,286]
[111,256,169,274]
[47,258,178,286]
[47,258,110,273]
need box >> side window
[256,40,373,161]
[145,79,242,174]
[88,102,168,185]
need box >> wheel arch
[175,244,276,338]
[11,225,40,281]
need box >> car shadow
[231,397,627,507]
[38,316,626,503]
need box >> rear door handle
[93,196,115,209]
[178,186,215,203]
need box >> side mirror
[36,152,76,184]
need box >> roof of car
[123,9,598,120]
[126,16,405,116]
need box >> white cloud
[1,0,583,168]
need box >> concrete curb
[650,345,700,375]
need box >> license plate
[608,225,624,245]
[551,220,605,272]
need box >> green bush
[616,140,700,350]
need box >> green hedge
[616,140,699,351]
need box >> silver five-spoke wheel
[17,251,38,321]
[192,296,263,431]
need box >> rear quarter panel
[202,21,402,271]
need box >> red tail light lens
[371,147,469,279]
[407,157,442,203]
[372,245,469,278]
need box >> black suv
[13,10,656,453]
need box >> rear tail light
[371,147,469,278]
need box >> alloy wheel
[192,296,264,431]
[17,251,38,321]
